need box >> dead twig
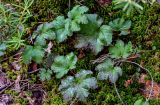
[75,0,84,5]
[0,82,15,94]
[91,54,109,64]
[28,69,40,74]
[118,60,154,102]
[0,52,22,63]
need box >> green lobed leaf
[134,99,150,105]
[68,5,89,21]
[96,59,122,83]
[109,18,131,35]
[59,70,97,102]
[32,46,45,64]
[35,30,55,46]
[22,45,33,64]
[80,14,103,36]
[95,25,112,53]
[75,14,112,54]
[39,68,53,81]
[33,22,55,46]
[52,16,72,43]
[51,52,77,79]
[22,45,45,64]
[109,40,133,59]
[0,43,6,56]
[66,5,89,32]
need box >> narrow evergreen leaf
[113,0,143,15]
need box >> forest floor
[0,0,160,105]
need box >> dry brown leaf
[124,79,133,87]
[143,82,160,99]
[78,49,85,59]
[139,74,160,99]
[32,63,37,71]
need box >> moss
[87,80,143,105]
[52,42,72,55]
[130,3,160,49]
[140,51,160,83]
[42,79,65,105]
[86,62,145,105]
[87,82,117,105]
[4,0,68,21]
[4,90,28,105]
[43,89,65,105]
[150,100,160,105]
[30,2,160,105]
[30,0,68,22]
[42,79,59,90]
[1,1,160,105]
[1,56,28,80]
[76,51,96,70]
[29,74,38,83]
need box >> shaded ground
[0,0,160,105]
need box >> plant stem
[113,82,125,105]
[69,0,71,11]
[120,60,153,102]
[75,0,83,5]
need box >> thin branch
[75,0,83,5]
[119,60,154,102]
[91,54,109,64]
[0,82,15,94]
[113,82,125,105]
[0,52,22,63]
[28,69,40,74]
